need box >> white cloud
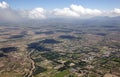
[0,1,9,8]
[18,8,46,20]
[0,1,46,21]
[105,8,120,17]
[112,8,120,15]
[0,1,22,22]
[71,4,102,16]
[53,4,103,18]
[0,1,120,22]
[28,8,46,19]
[70,4,85,14]
[85,9,102,15]
[53,8,80,17]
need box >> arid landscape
[0,17,120,77]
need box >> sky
[0,0,120,22]
[1,0,120,10]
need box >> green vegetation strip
[53,70,69,77]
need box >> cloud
[0,1,46,22]
[53,4,102,18]
[111,8,120,15]
[0,1,9,8]
[28,8,46,19]
[0,1,120,22]
[104,8,120,17]
[70,4,102,16]
[53,8,80,17]
[0,9,22,22]
[20,8,46,19]
[0,2,22,22]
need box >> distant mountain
[0,16,120,27]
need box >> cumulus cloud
[53,8,80,17]
[0,1,120,22]
[0,1,46,22]
[0,1,9,8]
[53,4,102,18]
[111,8,120,16]
[28,8,46,19]
[0,1,22,22]
[20,8,46,19]
[71,4,102,16]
